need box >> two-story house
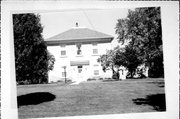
[45,23,114,83]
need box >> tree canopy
[115,7,164,77]
[98,45,142,78]
[13,13,52,84]
[98,7,164,78]
[114,45,142,78]
[97,48,120,79]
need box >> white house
[45,23,114,83]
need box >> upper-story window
[61,45,66,48]
[76,44,82,55]
[61,50,66,56]
[92,43,97,46]
[93,49,98,54]
[93,64,99,67]
[92,43,98,55]
[60,45,66,57]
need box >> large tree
[13,13,49,84]
[98,46,141,79]
[114,45,142,78]
[115,7,164,77]
[97,48,121,79]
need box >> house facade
[45,24,114,83]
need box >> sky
[40,8,132,47]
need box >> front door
[77,65,83,81]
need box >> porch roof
[70,60,90,66]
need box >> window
[94,70,99,75]
[78,66,82,68]
[61,50,66,56]
[76,44,82,55]
[92,43,97,46]
[62,72,66,77]
[60,45,66,48]
[60,45,66,57]
[78,65,83,73]
[93,49,98,54]
[92,43,98,55]
[77,49,82,55]
[78,68,82,73]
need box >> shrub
[112,72,119,80]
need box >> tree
[97,49,115,73]
[13,13,50,84]
[115,7,164,77]
[114,45,142,78]
[47,51,55,71]
[97,49,121,79]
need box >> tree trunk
[111,65,115,74]
[130,71,133,78]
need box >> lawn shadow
[17,92,56,107]
[148,81,165,88]
[132,94,166,111]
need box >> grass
[17,78,166,119]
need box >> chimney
[76,22,78,27]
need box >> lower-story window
[94,70,99,75]
[62,72,66,77]
[93,49,98,54]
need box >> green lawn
[17,78,166,119]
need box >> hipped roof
[45,27,114,45]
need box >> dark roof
[45,27,114,41]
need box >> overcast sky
[40,8,133,47]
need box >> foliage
[114,45,142,78]
[13,13,51,84]
[97,49,120,79]
[98,45,141,78]
[47,51,55,71]
[97,49,115,72]
[115,7,164,77]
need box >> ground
[17,78,166,119]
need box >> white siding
[47,42,112,83]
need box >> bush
[112,72,119,80]
[148,66,164,78]
[87,76,104,81]
[87,78,96,81]
[17,80,30,85]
